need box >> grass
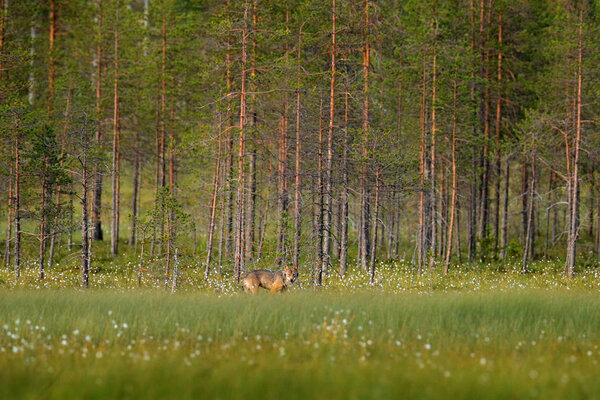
[1,286,600,399]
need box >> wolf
[241,265,299,294]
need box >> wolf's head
[284,265,299,284]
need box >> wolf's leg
[270,282,283,293]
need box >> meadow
[1,260,600,399]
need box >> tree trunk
[321,0,336,279]
[110,4,120,256]
[522,152,535,272]
[566,10,583,278]
[256,161,272,262]
[246,1,258,262]
[278,101,289,265]
[468,0,477,261]
[204,115,223,279]
[3,142,12,267]
[234,0,249,281]
[493,13,503,253]
[129,129,141,247]
[14,133,21,278]
[224,4,235,258]
[316,99,324,285]
[359,0,371,274]
[520,157,528,245]
[339,76,349,276]
[500,153,510,259]
[369,168,380,284]
[48,87,71,268]
[596,172,600,262]
[445,81,458,274]
[429,42,437,269]
[151,91,160,256]
[478,0,491,242]
[293,26,303,270]
[0,0,7,82]
[417,57,427,270]
[47,0,55,115]
[92,0,104,241]
[1,3,9,263]
[81,146,90,288]
[39,158,49,280]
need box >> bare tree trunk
[48,87,71,268]
[445,81,458,274]
[417,57,427,270]
[596,172,600,262]
[293,26,303,270]
[14,133,21,278]
[47,0,55,114]
[68,195,74,249]
[500,153,510,259]
[359,0,371,273]
[493,13,503,253]
[455,198,463,263]
[544,170,553,258]
[256,162,272,262]
[521,157,528,245]
[429,41,437,269]
[129,129,141,247]
[247,151,256,260]
[157,6,168,257]
[314,99,324,285]
[277,101,289,264]
[223,2,235,258]
[81,145,90,288]
[92,0,104,241]
[110,4,120,256]
[167,105,176,289]
[0,0,7,83]
[39,158,49,280]
[468,0,477,261]
[204,116,223,279]
[151,91,160,256]
[246,1,258,262]
[234,0,249,281]
[164,219,171,290]
[522,152,535,272]
[369,168,380,284]
[566,11,583,278]
[339,76,349,276]
[160,8,167,190]
[321,0,336,279]
[588,178,594,238]
[478,0,491,242]
[217,191,225,275]
[439,164,446,259]
[3,143,12,266]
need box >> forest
[1,0,599,286]
[2,1,600,398]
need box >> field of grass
[1,259,600,399]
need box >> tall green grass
[1,290,600,399]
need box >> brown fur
[241,266,298,294]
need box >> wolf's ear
[293,265,298,271]
[284,265,290,271]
